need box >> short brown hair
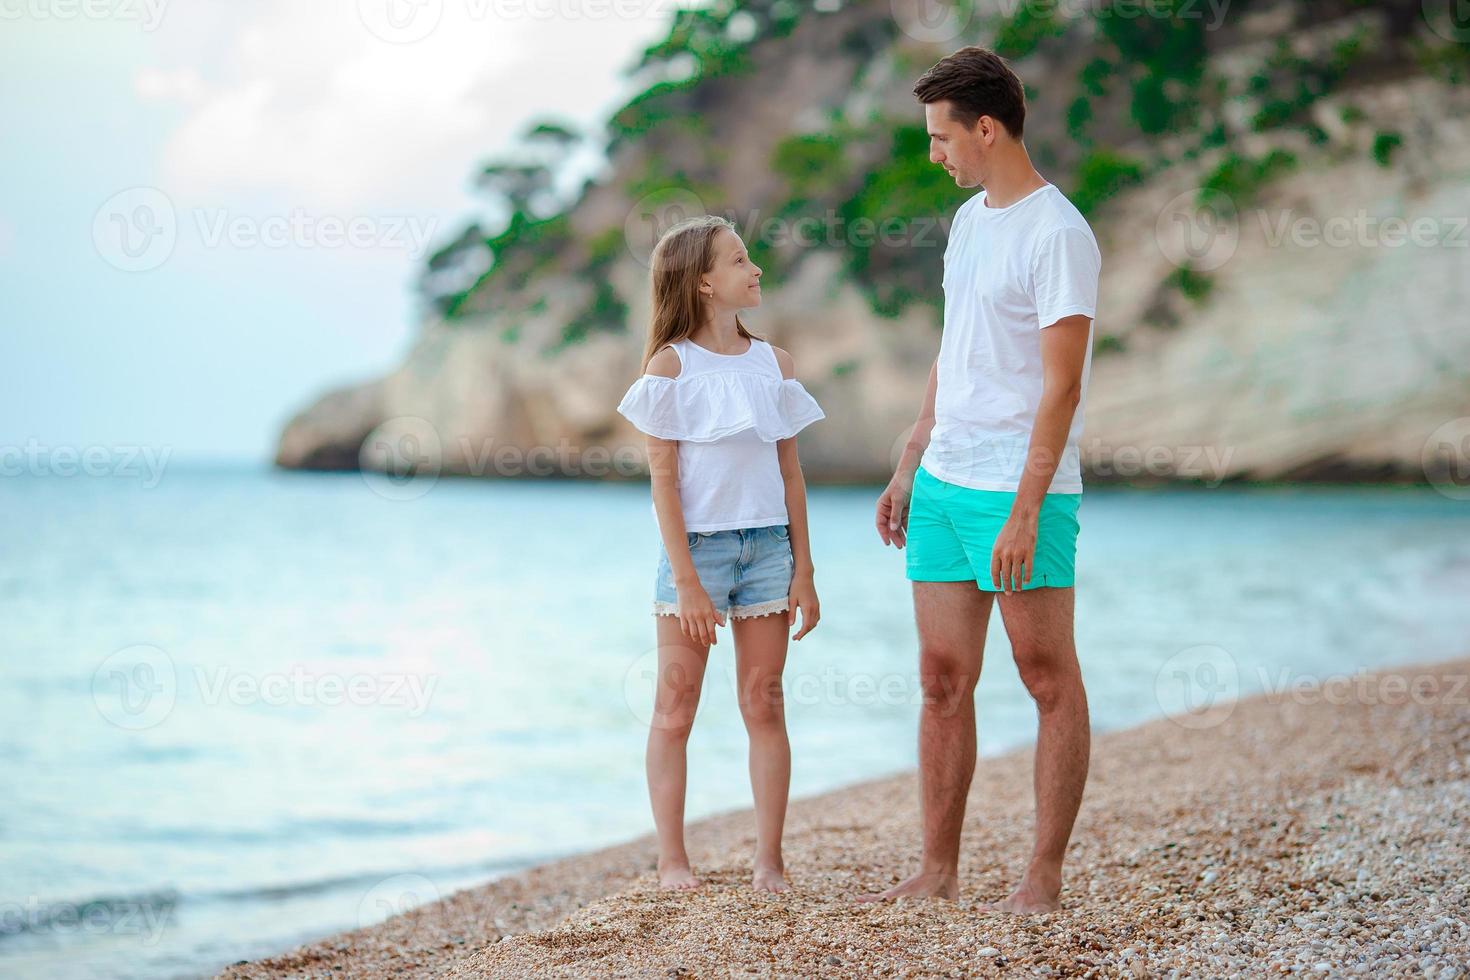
[913,46,1026,139]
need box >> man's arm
[991,314,1090,590]
[893,356,940,484]
[1013,315,1090,515]
[877,356,939,547]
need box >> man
[862,46,1101,914]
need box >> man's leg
[985,585,1090,913]
[857,580,994,901]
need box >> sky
[0,0,675,465]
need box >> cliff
[274,0,1470,485]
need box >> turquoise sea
[2,466,1467,978]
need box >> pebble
[215,658,1470,980]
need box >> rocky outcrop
[274,379,386,471]
[274,0,1470,485]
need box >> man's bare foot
[855,868,959,903]
[658,860,702,890]
[751,861,788,893]
[980,864,1061,913]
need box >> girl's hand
[788,573,820,641]
[676,584,726,647]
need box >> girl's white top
[616,337,825,532]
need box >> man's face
[925,100,993,189]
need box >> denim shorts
[654,525,794,620]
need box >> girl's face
[700,228,763,311]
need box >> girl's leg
[647,614,712,889]
[731,610,791,892]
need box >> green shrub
[1371,131,1402,167]
[993,3,1066,61]
[838,125,966,320]
[1199,149,1297,208]
[1071,150,1146,216]
[1079,57,1112,98]
[771,133,849,194]
[1066,96,1093,142]
[553,277,628,354]
[1165,265,1214,303]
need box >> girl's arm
[645,347,725,646]
[772,346,820,640]
[646,434,697,590]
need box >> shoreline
[265,460,1458,492]
[221,654,1470,978]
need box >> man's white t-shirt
[919,181,1101,494]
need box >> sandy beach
[220,655,1470,978]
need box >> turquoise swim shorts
[904,464,1081,590]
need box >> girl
[616,214,825,893]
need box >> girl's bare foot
[751,861,788,893]
[855,867,959,902]
[658,859,702,890]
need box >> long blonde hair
[640,214,762,370]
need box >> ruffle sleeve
[616,372,825,443]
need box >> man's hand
[876,475,914,548]
[990,512,1039,593]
